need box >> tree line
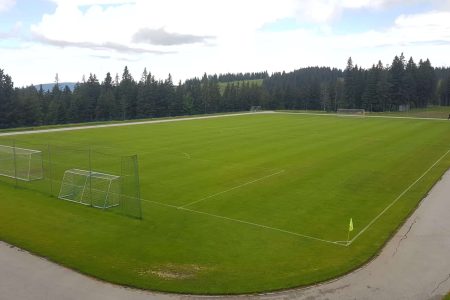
[1,53,450,129]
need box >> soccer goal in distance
[0,145,44,181]
[58,169,121,209]
[250,106,262,112]
[336,109,365,116]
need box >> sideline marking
[348,149,450,245]
[178,169,285,208]
[140,149,450,247]
[275,111,448,121]
[141,198,345,247]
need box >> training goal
[0,145,44,181]
[58,169,121,209]
[250,106,262,112]
[337,109,365,116]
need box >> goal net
[58,169,120,209]
[337,109,365,116]
[250,106,262,112]
[0,145,44,181]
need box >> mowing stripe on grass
[348,149,450,246]
[178,169,285,209]
[141,197,345,247]
[140,148,449,247]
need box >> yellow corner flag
[349,218,354,232]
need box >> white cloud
[290,0,400,23]
[0,0,15,12]
[31,0,294,46]
[2,0,450,86]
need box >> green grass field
[0,112,449,294]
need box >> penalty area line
[178,169,285,209]
[140,197,345,247]
[348,149,450,246]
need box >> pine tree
[343,57,355,108]
[118,66,137,119]
[15,86,42,126]
[403,57,418,108]
[171,81,185,116]
[85,73,101,121]
[96,72,115,120]
[0,69,15,128]
[362,65,378,111]
[320,82,331,111]
[47,82,63,124]
[159,74,175,117]
[376,66,391,111]
[416,59,436,107]
[389,53,406,107]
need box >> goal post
[120,155,142,219]
[336,109,365,116]
[58,169,121,209]
[0,144,44,181]
[58,157,142,219]
[250,106,262,112]
[0,142,142,219]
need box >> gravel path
[0,112,262,137]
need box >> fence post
[12,140,18,187]
[133,155,142,219]
[48,144,53,196]
[88,146,93,207]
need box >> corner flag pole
[347,218,354,244]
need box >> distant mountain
[37,82,77,92]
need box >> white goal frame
[0,145,44,181]
[337,109,365,116]
[250,106,262,112]
[58,169,121,209]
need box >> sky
[1,0,450,86]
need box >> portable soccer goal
[337,109,365,116]
[0,145,44,181]
[250,106,262,112]
[58,169,121,209]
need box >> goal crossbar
[67,169,120,180]
[0,144,44,181]
[0,145,42,154]
[58,168,121,209]
[337,109,365,116]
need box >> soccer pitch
[0,112,449,294]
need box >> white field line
[178,169,285,208]
[141,197,346,247]
[0,112,272,137]
[348,149,450,245]
[275,111,449,121]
